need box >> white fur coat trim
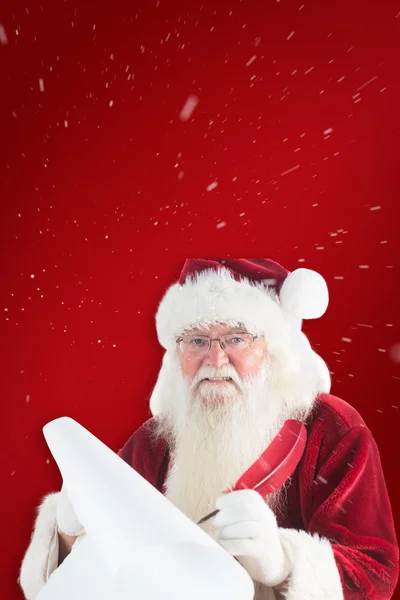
[279,528,344,599]
[19,492,60,600]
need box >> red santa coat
[118,393,399,599]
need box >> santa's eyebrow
[186,329,249,336]
[224,329,248,334]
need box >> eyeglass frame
[176,331,260,354]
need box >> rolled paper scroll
[37,417,254,600]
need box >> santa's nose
[203,340,230,368]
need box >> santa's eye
[189,337,208,346]
[223,333,254,349]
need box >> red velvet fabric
[118,393,399,599]
[179,258,289,292]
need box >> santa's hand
[212,489,290,587]
[56,483,85,536]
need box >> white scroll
[37,417,254,600]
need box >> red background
[1,0,399,597]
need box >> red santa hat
[150,258,331,416]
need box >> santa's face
[177,323,267,408]
[159,321,316,536]
[162,324,289,532]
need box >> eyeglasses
[176,332,260,356]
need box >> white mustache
[191,365,242,391]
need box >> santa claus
[20,258,399,599]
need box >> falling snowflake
[323,127,333,135]
[0,24,8,44]
[39,78,45,92]
[206,181,218,192]
[179,95,199,121]
[246,55,257,66]
[389,344,400,364]
[357,76,378,91]
[216,221,227,229]
[281,165,300,176]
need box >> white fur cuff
[19,492,60,600]
[279,528,343,599]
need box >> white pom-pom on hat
[279,268,329,320]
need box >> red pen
[197,420,307,525]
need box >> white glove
[56,483,85,536]
[212,489,290,587]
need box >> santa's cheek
[237,353,265,377]
[183,357,203,379]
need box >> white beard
[154,355,315,541]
